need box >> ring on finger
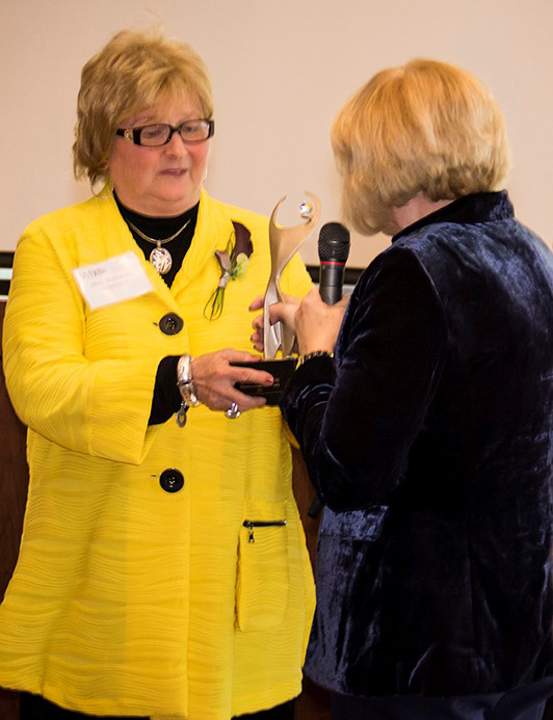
[225,402,241,419]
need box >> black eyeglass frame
[115,119,215,146]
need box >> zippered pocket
[243,519,287,543]
[236,501,289,632]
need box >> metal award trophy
[234,191,321,405]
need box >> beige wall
[2,0,552,266]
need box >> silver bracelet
[177,354,201,406]
[176,354,201,418]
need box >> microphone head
[318,222,350,263]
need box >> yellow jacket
[0,190,315,719]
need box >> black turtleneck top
[114,193,199,287]
[114,193,199,425]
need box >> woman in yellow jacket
[0,29,314,720]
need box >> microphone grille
[318,222,351,262]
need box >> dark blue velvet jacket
[282,192,553,697]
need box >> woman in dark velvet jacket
[259,59,553,719]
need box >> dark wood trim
[0,301,27,719]
[0,252,14,269]
[0,253,361,281]
[0,255,369,277]
[0,257,364,298]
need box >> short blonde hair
[332,58,510,235]
[73,28,213,186]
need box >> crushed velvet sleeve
[281,246,449,510]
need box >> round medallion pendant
[150,247,173,275]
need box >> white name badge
[73,252,154,310]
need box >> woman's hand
[249,294,300,353]
[191,349,273,412]
[281,288,349,355]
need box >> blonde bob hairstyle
[332,58,510,235]
[73,28,214,187]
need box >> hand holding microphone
[251,222,351,354]
[292,222,351,355]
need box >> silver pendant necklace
[128,219,191,275]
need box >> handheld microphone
[307,222,350,521]
[318,222,350,305]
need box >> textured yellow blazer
[0,190,315,719]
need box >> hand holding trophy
[234,191,321,404]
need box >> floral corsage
[204,221,253,320]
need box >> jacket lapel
[171,190,234,298]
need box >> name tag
[73,252,153,310]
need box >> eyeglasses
[115,119,214,147]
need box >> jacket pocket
[236,499,289,632]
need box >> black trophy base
[232,358,297,405]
